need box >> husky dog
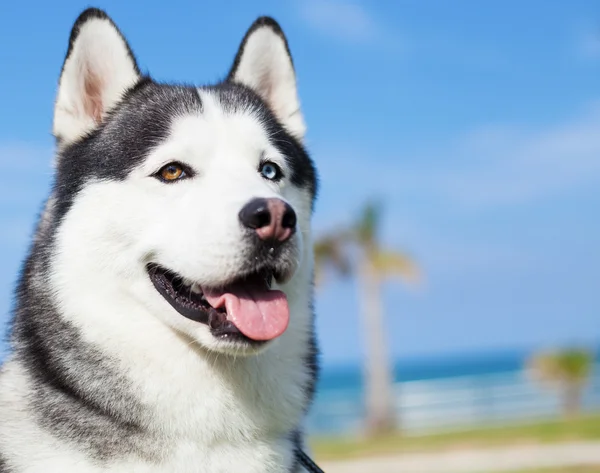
[0,8,319,472]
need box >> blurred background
[1,1,599,472]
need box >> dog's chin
[147,263,293,356]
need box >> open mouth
[147,264,290,344]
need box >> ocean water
[307,350,600,435]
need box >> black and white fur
[0,9,318,472]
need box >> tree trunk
[358,262,397,436]
[562,383,582,419]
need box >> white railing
[307,367,600,435]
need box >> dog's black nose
[239,198,296,243]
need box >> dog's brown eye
[161,164,183,181]
[156,162,189,182]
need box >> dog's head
[48,9,317,356]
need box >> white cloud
[297,0,381,44]
[427,105,600,208]
[315,100,600,214]
[576,28,600,60]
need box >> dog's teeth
[190,283,202,294]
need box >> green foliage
[371,250,419,282]
[528,348,594,387]
[313,233,352,284]
[355,200,381,247]
[528,348,595,417]
[313,200,417,284]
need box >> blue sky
[0,0,598,365]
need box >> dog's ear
[53,8,141,146]
[227,17,306,141]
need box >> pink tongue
[203,285,289,341]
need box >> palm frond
[313,233,352,285]
[369,249,419,282]
[355,200,382,247]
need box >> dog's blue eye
[260,162,282,181]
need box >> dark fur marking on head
[53,81,202,223]
[209,82,318,202]
[54,77,316,222]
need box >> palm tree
[314,201,418,435]
[527,348,594,418]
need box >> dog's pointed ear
[227,17,306,141]
[53,8,141,146]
